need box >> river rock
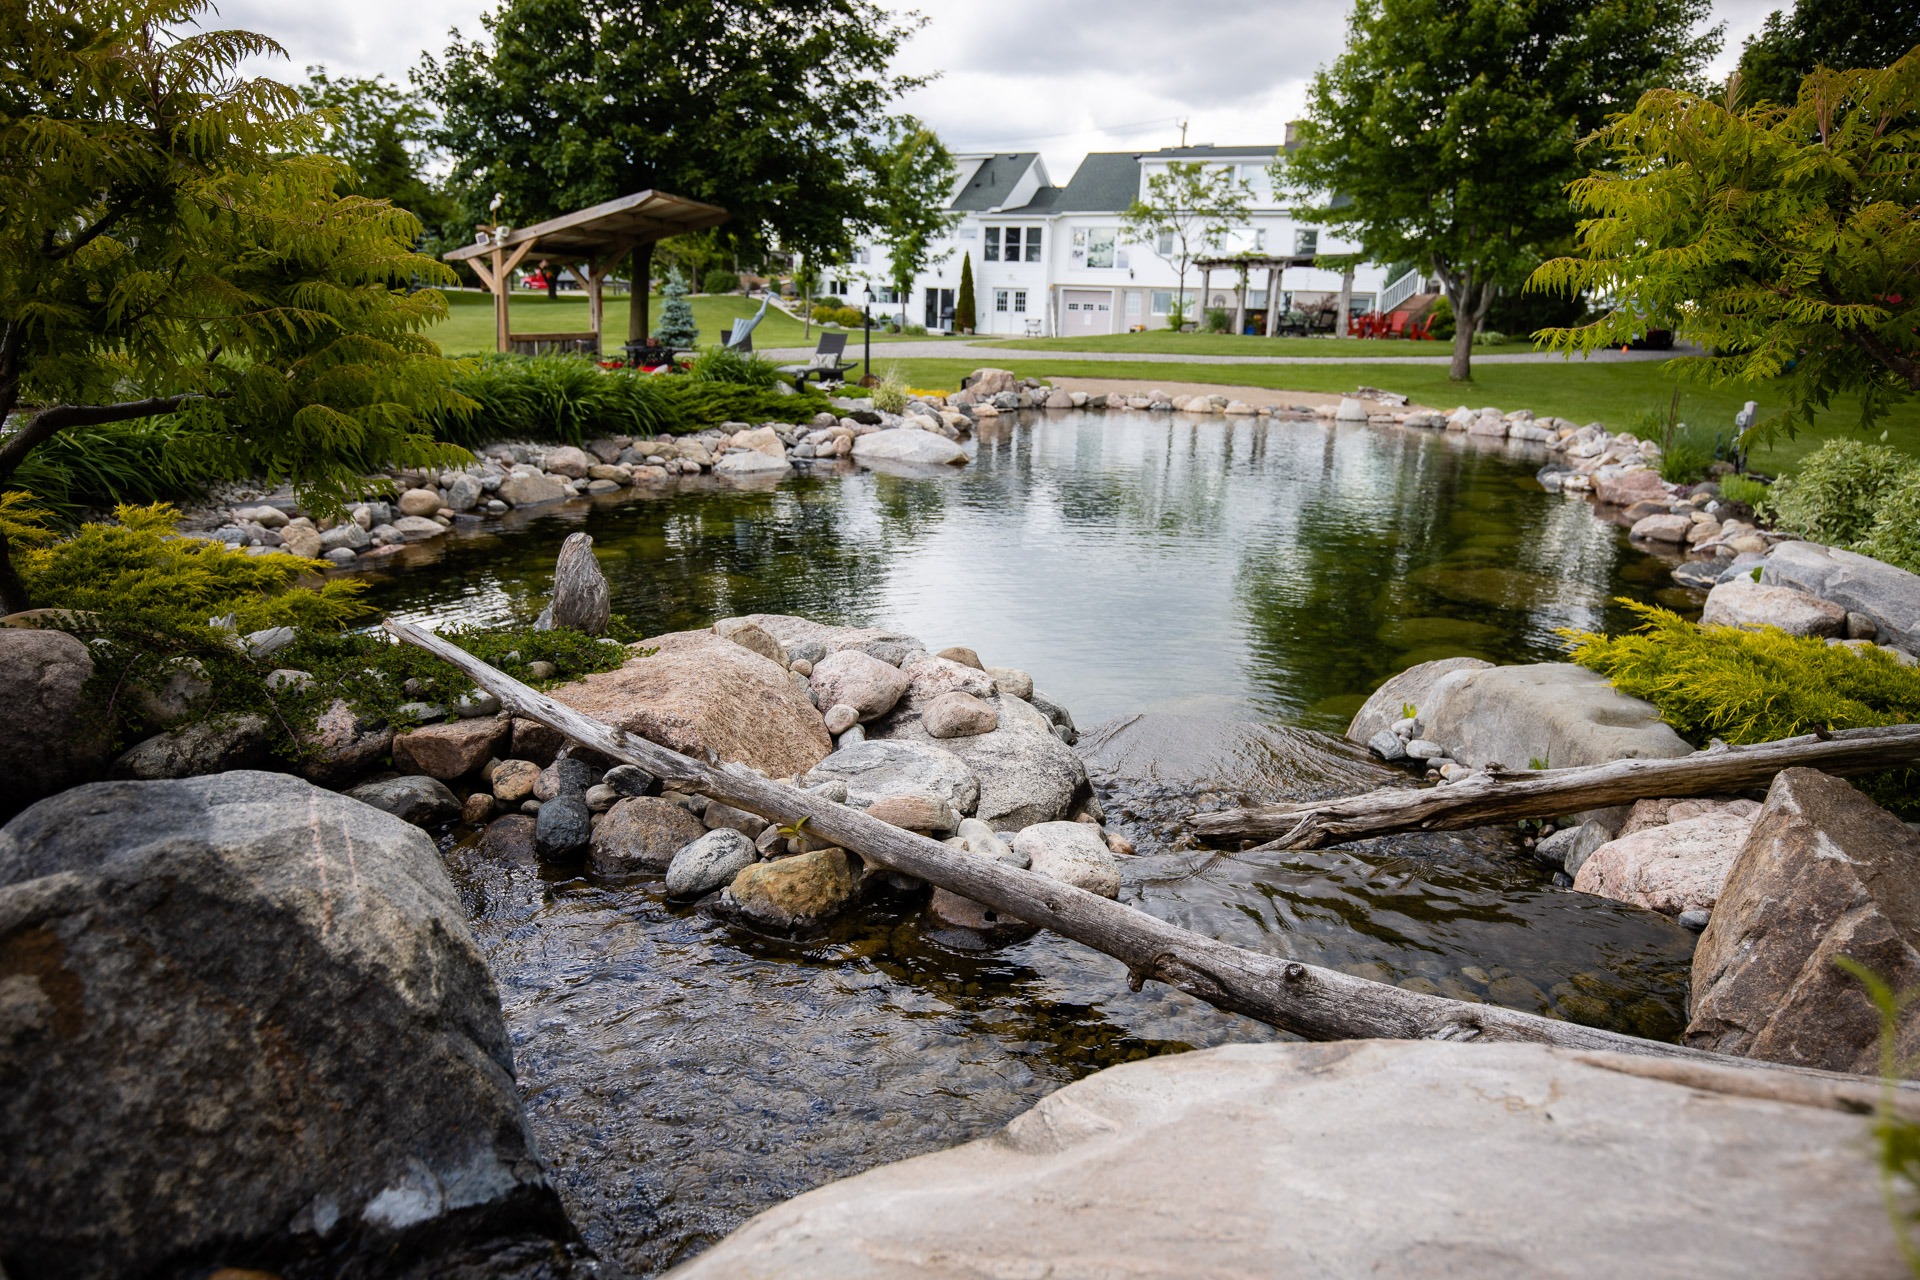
[296,699,394,788]
[542,445,593,478]
[881,694,1085,829]
[1629,512,1693,543]
[0,772,570,1278]
[535,794,592,856]
[389,515,447,542]
[936,645,984,670]
[1593,468,1670,507]
[392,716,510,780]
[738,614,925,661]
[551,628,832,778]
[589,795,707,876]
[1418,662,1692,770]
[534,756,598,800]
[852,428,967,466]
[669,1038,1902,1279]
[1701,576,1847,637]
[1345,656,1494,745]
[602,763,657,797]
[319,521,370,552]
[865,793,960,833]
[445,474,483,511]
[966,368,1016,396]
[809,648,909,722]
[712,616,787,665]
[498,472,569,506]
[1686,768,1920,1074]
[111,714,274,780]
[984,666,1033,700]
[0,629,107,815]
[713,449,792,477]
[279,524,324,559]
[1535,821,1612,876]
[480,813,539,863]
[726,846,860,931]
[541,532,611,635]
[490,758,543,804]
[701,799,766,839]
[805,739,980,815]
[1762,540,1920,653]
[923,690,998,739]
[664,827,758,898]
[397,487,441,517]
[1572,808,1759,916]
[346,774,461,827]
[1011,821,1121,897]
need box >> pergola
[1193,253,1353,337]
[443,189,730,355]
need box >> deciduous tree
[1531,53,1920,437]
[1277,0,1719,380]
[1736,0,1920,106]
[874,116,958,328]
[298,66,458,253]
[0,0,464,613]
[419,0,926,344]
[1123,161,1252,333]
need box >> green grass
[844,355,1920,478]
[983,330,1541,358]
[426,289,964,356]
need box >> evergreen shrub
[1768,440,1912,546]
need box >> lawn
[847,353,1920,477]
[981,330,1543,359]
[426,289,965,356]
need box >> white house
[821,143,1396,338]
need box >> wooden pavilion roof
[443,189,729,267]
[1191,253,1319,271]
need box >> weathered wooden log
[1192,725,1920,850]
[385,619,1884,1073]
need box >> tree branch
[0,392,225,480]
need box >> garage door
[1062,290,1112,338]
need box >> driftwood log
[387,619,1900,1076]
[1191,725,1920,850]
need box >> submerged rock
[670,1038,1898,1279]
[727,846,860,930]
[0,772,573,1278]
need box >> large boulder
[1763,540,1920,654]
[497,472,569,506]
[808,648,910,723]
[966,368,1017,397]
[392,715,511,780]
[1418,662,1692,770]
[589,795,707,877]
[550,629,832,778]
[668,1039,1902,1279]
[851,429,968,467]
[0,628,108,814]
[804,739,980,815]
[1346,656,1494,745]
[0,772,572,1277]
[737,614,924,661]
[1593,468,1670,507]
[1701,576,1847,637]
[110,713,274,780]
[1572,806,1760,916]
[1686,768,1920,1074]
[876,694,1084,830]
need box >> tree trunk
[627,241,656,344]
[1191,726,1920,848]
[380,618,1894,1075]
[1449,316,1475,381]
[0,525,28,614]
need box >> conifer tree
[653,277,699,348]
[954,253,977,333]
[0,0,466,612]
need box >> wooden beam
[1190,725,1920,849]
[381,619,1895,1076]
[1265,266,1281,337]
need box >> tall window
[1294,229,1318,256]
[984,227,1000,261]
[1023,227,1042,261]
[994,288,1009,312]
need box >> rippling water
[357,412,1696,1274]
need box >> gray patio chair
[779,332,853,390]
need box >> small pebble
[584,783,619,812]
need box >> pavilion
[1192,253,1357,337]
[443,189,729,355]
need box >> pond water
[355,412,1699,1275]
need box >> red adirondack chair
[1382,311,1412,339]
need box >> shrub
[1203,307,1231,334]
[1564,600,1920,815]
[1768,439,1911,546]
[954,252,977,331]
[1855,470,1920,575]
[1657,425,1725,484]
[686,346,781,389]
[870,368,908,414]
[10,418,246,521]
[1471,328,1509,347]
[1426,295,1455,341]
[1717,472,1772,512]
[701,268,740,295]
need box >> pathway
[760,338,1700,367]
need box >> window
[1072,227,1117,269]
[853,245,871,264]
[1024,227,1042,262]
[1005,227,1023,260]
[1012,290,1027,313]
[1149,290,1193,316]
[1156,231,1174,256]
[1294,229,1318,256]
[994,288,1010,312]
[984,227,1000,261]
[1251,229,1267,251]
[872,287,899,305]
[985,225,1041,263]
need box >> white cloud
[216,0,1783,176]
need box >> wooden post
[1265,266,1281,337]
[1233,270,1247,336]
[1336,267,1354,339]
[488,235,535,354]
[1199,266,1211,330]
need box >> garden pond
[354,411,1701,1274]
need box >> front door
[1062,289,1111,338]
[924,287,955,332]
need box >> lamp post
[862,284,874,384]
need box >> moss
[1564,600,1920,815]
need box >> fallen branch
[1191,725,1920,849]
[386,619,1889,1073]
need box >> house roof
[1045,152,1144,213]
[1148,144,1283,159]
[950,153,1040,211]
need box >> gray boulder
[1687,768,1920,1074]
[346,774,461,828]
[876,695,1085,830]
[111,713,274,780]
[669,1039,1899,1279]
[1419,663,1692,770]
[664,828,758,898]
[1764,540,1920,653]
[851,428,967,467]
[541,532,611,636]
[0,628,107,814]
[0,772,571,1278]
[1011,821,1120,898]
[1346,656,1493,745]
[1700,576,1847,637]
[805,739,980,816]
[809,648,910,723]
[535,794,593,856]
[497,472,569,506]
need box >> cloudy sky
[219,0,1781,179]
